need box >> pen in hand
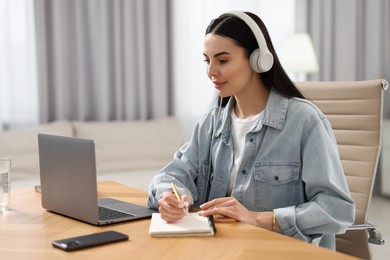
[171,182,187,214]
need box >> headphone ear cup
[249,49,262,73]
[260,52,274,72]
[249,48,274,73]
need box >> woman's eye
[203,58,227,65]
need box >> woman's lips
[213,81,226,90]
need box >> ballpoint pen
[171,182,187,214]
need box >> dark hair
[206,12,305,106]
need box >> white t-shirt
[227,109,264,196]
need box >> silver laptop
[38,133,156,225]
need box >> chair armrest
[347,223,385,245]
[381,79,388,91]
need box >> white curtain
[0,0,38,130]
[303,0,390,119]
[34,0,172,122]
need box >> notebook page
[149,213,214,237]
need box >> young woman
[147,11,354,249]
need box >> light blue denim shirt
[148,88,355,249]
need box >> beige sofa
[0,117,183,191]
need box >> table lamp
[279,33,319,81]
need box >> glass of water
[0,158,11,211]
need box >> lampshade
[279,33,319,73]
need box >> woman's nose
[207,63,218,77]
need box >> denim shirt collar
[215,88,288,139]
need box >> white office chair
[297,79,387,259]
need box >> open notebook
[148,213,216,237]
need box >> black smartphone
[52,231,129,251]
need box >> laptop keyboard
[98,206,135,221]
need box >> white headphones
[224,11,274,73]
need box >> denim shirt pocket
[253,162,301,211]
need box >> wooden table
[0,181,358,259]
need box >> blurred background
[1,0,389,258]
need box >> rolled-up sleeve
[147,114,213,209]
[147,143,198,209]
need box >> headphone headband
[224,11,274,73]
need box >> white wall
[171,0,296,139]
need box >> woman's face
[203,33,256,98]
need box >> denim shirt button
[274,175,279,181]
[242,170,247,175]
[249,138,254,142]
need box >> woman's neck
[233,82,270,119]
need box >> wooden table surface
[0,181,358,259]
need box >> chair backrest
[296,79,387,259]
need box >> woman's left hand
[198,197,257,226]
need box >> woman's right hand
[158,191,190,222]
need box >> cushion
[0,120,74,179]
[73,117,182,173]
